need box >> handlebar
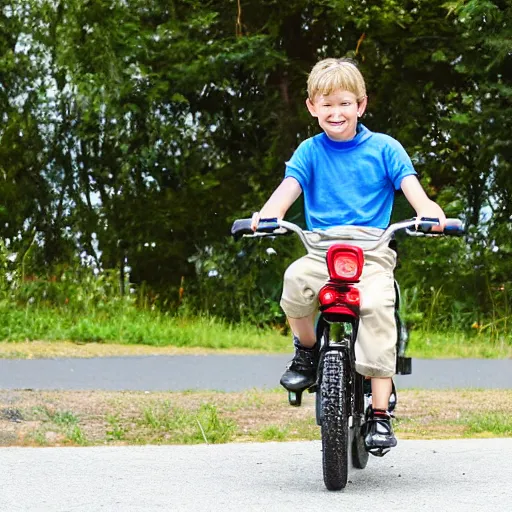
[231,217,464,253]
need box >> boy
[251,58,445,453]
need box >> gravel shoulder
[1,389,511,447]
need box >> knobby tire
[321,350,349,491]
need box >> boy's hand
[416,201,446,232]
[251,212,260,231]
[401,176,446,233]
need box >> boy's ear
[306,98,318,118]
[357,96,368,117]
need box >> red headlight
[333,253,359,279]
[326,244,364,282]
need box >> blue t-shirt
[284,124,417,230]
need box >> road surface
[1,438,511,511]
[0,355,510,391]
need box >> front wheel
[321,351,349,491]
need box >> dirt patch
[0,341,274,359]
[1,389,511,447]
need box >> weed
[140,402,235,444]
[30,429,49,446]
[106,414,127,441]
[67,425,87,445]
[52,411,79,426]
[195,404,235,444]
[258,425,288,441]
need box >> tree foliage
[1,0,511,331]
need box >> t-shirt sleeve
[384,138,417,190]
[284,139,312,190]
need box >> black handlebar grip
[416,217,465,236]
[231,219,254,240]
[231,218,284,240]
[416,217,440,234]
[443,218,465,236]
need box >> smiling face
[306,90,367,141]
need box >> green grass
[106,414,127,441]
[138,402,236,444]
[0,303,510,358]
[459,412,512,437]
[30,407,88,445]
[0,303,289,352]
[407,330,512,358]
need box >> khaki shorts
[280,226,397,378]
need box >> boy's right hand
[251,212,261,231]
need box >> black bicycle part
[416,217,465,236]
[321,349,350,491]
[231,217,292,240]
[288,390,302,406]
[351,372,369,469]
[394,281,412,375]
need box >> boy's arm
[400,175,446,231]
[251,177,302,231]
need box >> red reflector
[318,285,360,308]
[319,287,336,305]
[345,288,360,305]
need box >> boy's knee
[281,259,318,318]
[283,258,309,283]
[360,279,395,314]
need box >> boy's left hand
[416,201,446,232]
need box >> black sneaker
[364,407,397,457]
[279,338,319,392]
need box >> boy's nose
[331,107,346,118]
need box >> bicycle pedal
[288,390,302,406]
[367,446,391,457]
[307,385,318,394]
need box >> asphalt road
[0,355,510,391]
[2,438,511,511]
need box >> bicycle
[231,216,464,491]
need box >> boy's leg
[355,247,397,381]
[355,248,398,454]
[288,314,317,347]
[371,377,392,409]
[279,255,327,391]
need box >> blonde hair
[307,58,366,102]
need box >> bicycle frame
[317,242,365,403]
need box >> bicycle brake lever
[405,228,425,237]
[405,229,443,238]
